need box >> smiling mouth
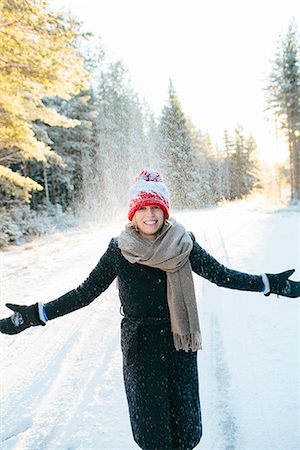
[144,220,157,225]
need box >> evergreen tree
[29,90,98,211]
[227,125,260,199]
[244,134,262,193]
[221,129,234,200]
[141,104,161,169]
[265,19,300,200]
[187,121,219,205]
[158,81,200,209]
[0,0,89,201]
[200,132,223,204]
[92,61,147,220]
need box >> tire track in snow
[201,214,275,450]
[40,309,122,449]
[2,418,33,444]
[212,218,274,450]
[210,313,238,450]
[201,225,239,450]
[1,324,82,446]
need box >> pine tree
[141,103,161,169]
[187,121,219,205]
[221,129,234,200]
[158,81,200,209]
[227,125,260,199]
[31,90,98,211]
[244,134,262,193]
[265,19,300,200]
[91,61,147,220]
[0,0,89,201]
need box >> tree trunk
[293,139,300,200]
[289,127,300,201]
[43,164,50,203]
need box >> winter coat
[44,233,264,450]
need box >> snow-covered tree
[244,134,262,194]
[265,19,300,200]
[158,81,201,209]
[92,61,147,220]
[187,121,220,205]
[41,91,98,211]
[221,129,234,199]
[226,125,260,200]
[0,0,89,202]
[141,104,161,169]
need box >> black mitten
[265,269,300,298]
[0,303,46,335]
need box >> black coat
[44,233,264,450]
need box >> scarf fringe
[173,331,202,352]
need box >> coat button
[160,329,165,335]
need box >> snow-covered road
[1,198,299,450]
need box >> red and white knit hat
[128,169,170,221]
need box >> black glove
[265,269,300,298]
[0,303,46,335]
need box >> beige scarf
[118,218,202,352]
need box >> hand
[265,269,300,298]
[0,303,46,335]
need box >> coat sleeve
[44,238,118,320]
[189,233,264,292]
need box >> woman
[1,169,299,450]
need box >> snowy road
[1,198,299,450]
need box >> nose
[149,207,158,215]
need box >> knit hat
[128,169,170,221]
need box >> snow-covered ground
[1,197,299,450]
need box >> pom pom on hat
[128,169,170,221]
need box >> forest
[0,0,299,247]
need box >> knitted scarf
[118,218,202,352]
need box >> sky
[50,0,300,164]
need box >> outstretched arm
[0,238,118,335]
[44,238,118,320]
[190,240,264,291]
[189,235,300,297]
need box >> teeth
[144,221,156,225]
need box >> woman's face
[133,205,165,241]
